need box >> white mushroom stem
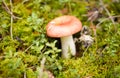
[60,35,76,58]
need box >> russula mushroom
[46,15,82,58]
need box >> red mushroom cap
[46,15,82,37]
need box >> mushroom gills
[61,35,76,58]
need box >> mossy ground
[0,0,120,78]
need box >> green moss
[57,52,120,78]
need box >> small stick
[2,0,22,19]
[96,15,120,28]
[38,57,46,78]
[99,0,116,30]
[10,0,13,40]
[2,0,21,40]
[24,72,26,78]
[68,0,72,14]
[24,38,40,52]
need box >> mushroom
[46,15,82,58]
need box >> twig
[2,0,12,15]
[38,57,46,78]
[2,0,22,19]
[2,0,21,40]
[99,0,116,30]
[24,72,26,78]
[68,0,72,14]
[83,45,90,57]
[96,15,120,28]
[41,45,47,53]
[24,43,34,52]
[24,38,40,52]
[0,56,5,59]
[22,0,29,4]
[10,0,13,40]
